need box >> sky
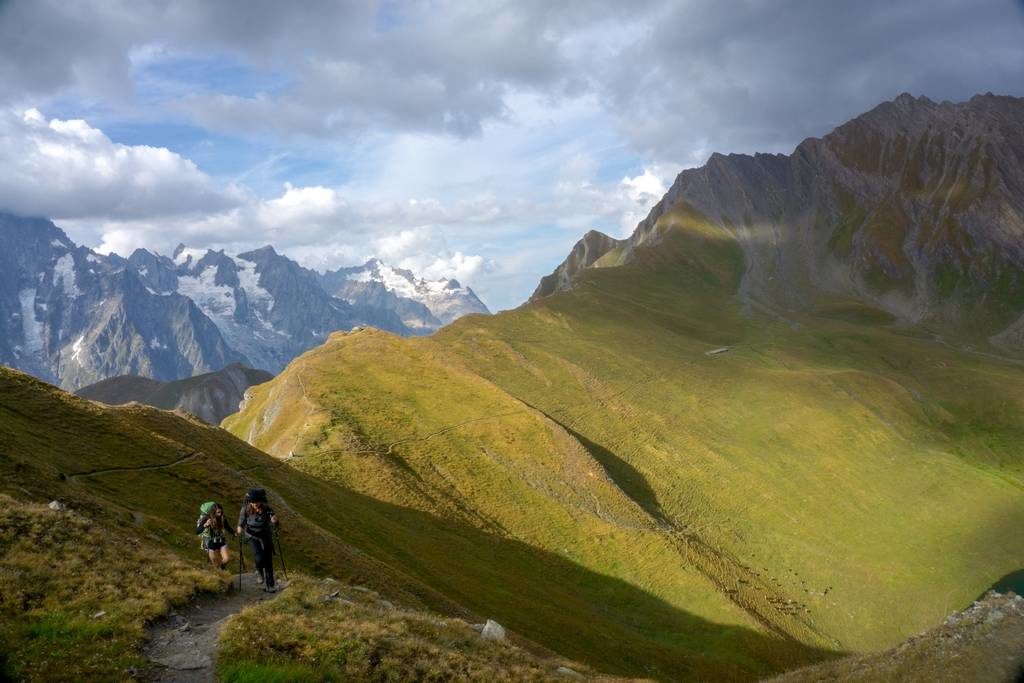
[1,1,1022,310]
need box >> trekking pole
[237,533,244,591]
[274,526,288,580]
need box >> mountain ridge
[534,92,1024,354]
[75,362,272,424]
[0,215,490,388]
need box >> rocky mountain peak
[532,229,623,300]
[535,93,1024,353]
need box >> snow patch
[71,335,85,362]
[173,246,205,266]
[233,258,274,308]
[53,254,80,297]
[149,337,167,350]
[50,239,66,249]
[177,265,236,317]
[18,289,43,355]
[85,253,101,264]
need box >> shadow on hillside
[564,423,671,526]
[978,569,1024,601]
[69,459,839,681]
[0,370,840,682]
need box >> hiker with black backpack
[236,488,280,593]
[196,501,235,570]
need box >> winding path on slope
[144,572,284,682]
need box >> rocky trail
[144,572,284,682]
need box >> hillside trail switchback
[144,572,284,682]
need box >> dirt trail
[144,572,284,682]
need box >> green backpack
[198,501,217,547]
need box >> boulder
[555,666,584,679]
[48,500,66,511]
[481,619,506,641]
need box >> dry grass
[218,575,590,682]
[0,494,226,681]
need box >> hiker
[236,488,280,592]
[196,501,234,570]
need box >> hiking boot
[263,584,277,593]
[255,568,265,584]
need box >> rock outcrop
[537,93,1024,350]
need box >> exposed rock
[771,591,1024,682]
[554,665,585,679]
[532,230,623,300]
[535,94,1024,352]
[92,610,106,619]
[481,619,506,641]
[0,213,245,390]
[47,500,66,511]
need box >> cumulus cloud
[0,108,243,219]
[3,0,1023,310]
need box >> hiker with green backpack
[195,501,235,570]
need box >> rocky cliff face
[537,93,1024,350]
[531,230,623,300]
[76,362,272,424]
[0,216,492,388]
[0,214,245,390]
[169,245,409,373]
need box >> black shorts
[204,538,227,551]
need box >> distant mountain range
[0,215,489,389]
[75,362,272,425]
[536,93,1024,352]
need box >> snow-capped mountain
[321,258,490,330]
[0,214,491,389]
[0,214,245,390]
[129,244,410,374]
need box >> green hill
[0,368,594,680]
[224,203,1024,678]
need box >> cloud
[3,0,1023,311]
[601,0,1024,161]
[0,108,243,220]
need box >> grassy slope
[4,368,592,679]
[0,494,226,681]
[226,205,1024,676]
[218,575,586,682]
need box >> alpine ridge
[0,215,491,389]
[537,93,1024,352]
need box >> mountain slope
[539,93,1024,352]
[0,366,591,679]
[75,362,272,424]
[1,217,492,388]
[2,366,807,681]
[0,214,247,390]
[772,591,1024,682]
[225,96,1024,679]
